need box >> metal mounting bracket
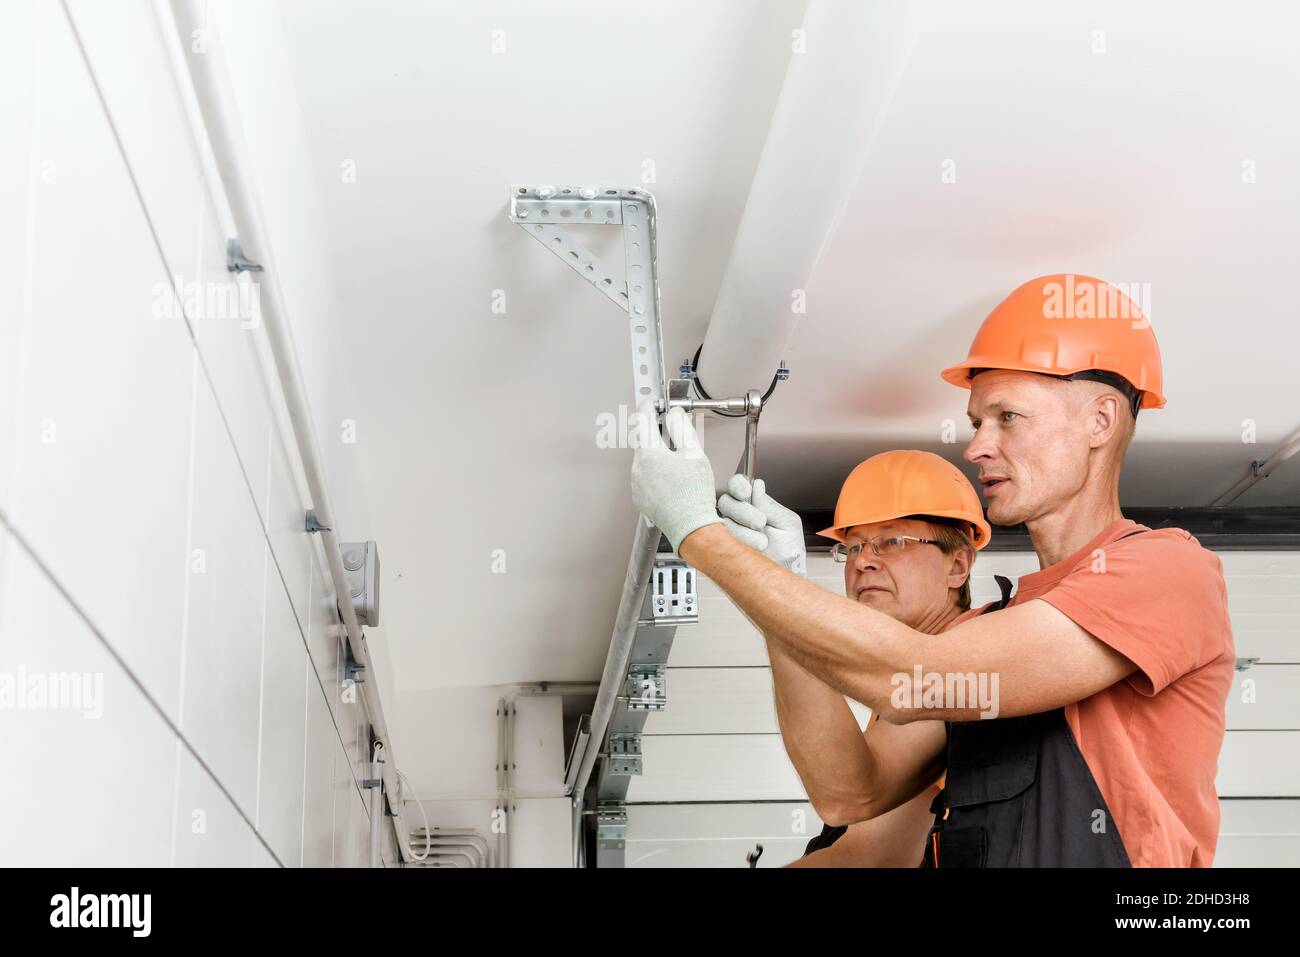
[624,663,667,711]
[509,185,667,405]
[606,733,643,776]
[650,559,697,624]
[595,805,628,853]
[344,643,367,683]
[304,509,331,533]
[226,237,264,273]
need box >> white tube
[698,0,929,399]
[496,697,508,869]
[504,700,514,869]
[160,0,415,863]
[1212,425,1300,506]
[369,742,384,868]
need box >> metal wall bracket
[509,185,667,405]
[304,509,331,533]
[344,643,367,684]
[651,559,697,623]
[1235,656,1260,672]
[595,805,627,852]
[624,664,667,711]
[606,733,643,776]
[226,237,264,273]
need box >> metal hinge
[624,664,667,711]
[595,805,627,850]
[606,733,642,776]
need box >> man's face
[842,518,957,629]
[963,370,1092,526]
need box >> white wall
[625,549,1300,867]
[0,0,383,867]
[397,688,573,867]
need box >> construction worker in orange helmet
[630,273,1235,867]
[771,451,989,867]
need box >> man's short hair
[902,514,976,611]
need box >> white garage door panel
[668,600,768,668]
[1225,666,1300,730]
[684,598,766,637]
[628,729,1296,803]
[1232,620,1300,664]
[627,836,811,868]
[644,667,775,735]
[1214,799,1300,867]
[1216,732,1300,797]
[626,801,820,868]
[1218,554,1300,577]
[623,799,1300,868]
[1228,593,1300,616]
[626,734,803,802]
[643,666,872,735]
[628,800,821,839]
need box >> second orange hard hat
[940,273,1166,411]
[817,450,991,550]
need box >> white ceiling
[268,0,1300,701]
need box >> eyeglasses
[830,535,939,563]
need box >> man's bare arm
[766,639,946,824]
[679,524,1138,722]
[765,638,875,822]
[787,785,940,868]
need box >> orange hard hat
[816,450,991,550]
[940,273,1166,412]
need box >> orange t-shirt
[951,518,1235,867]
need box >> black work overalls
[921,573,1131,867]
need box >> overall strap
[989,574,1014,612]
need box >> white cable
[398,769,432,863]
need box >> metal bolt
[579,187,596,199]
[776,359,790,380]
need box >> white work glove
[629,400,723,553]
[717,474,807,577]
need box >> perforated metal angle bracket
[509,185,668,406]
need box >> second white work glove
[630,400,723,553]
[717,474,808,577]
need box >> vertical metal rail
[161,0,412,861]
